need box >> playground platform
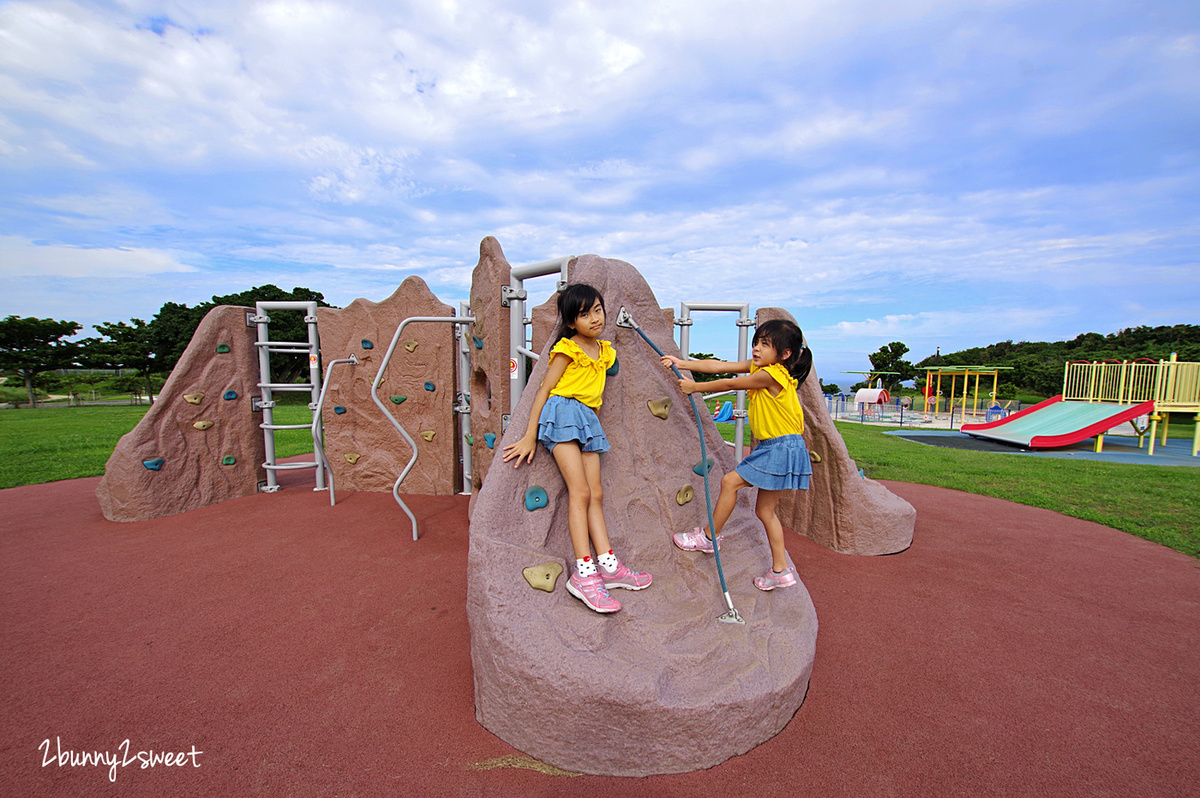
[2,471,1197,796]
[888,429,1200,467]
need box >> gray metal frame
[676,302,753,455]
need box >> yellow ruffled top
[747,363,805,439]
[548,337,616,409]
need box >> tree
[0,316,81,407]
[80,319,160,402]
[867,341,917,393]
[685,353,734,382]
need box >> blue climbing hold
[606,356,619,376]
[143,458,165,471]
[484,432,496,449]
[693,456,715,476]
[473,335,483,350]
[525,485,549,511]
[223,390,238,400]
[424,381,435,391]
[361,339,374,349]
[334,405,347,415]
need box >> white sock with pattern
[576,556,596,577]
[598,550,619,572]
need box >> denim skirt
[736,434,812,491]
[538,395,610,454]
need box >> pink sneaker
[673,527,720,553]
[567,572,621,613]
[599,559,652,590]
[753,566,798,591]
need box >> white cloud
[0,236,194,277]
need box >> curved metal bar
[314,355,359,506]
[370,315,475,540]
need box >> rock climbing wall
[468,255,818,776]
[316,276,458,496]
[757,307,916,555]
[466,237,514,514]
[96,306,266,522]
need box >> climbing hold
[420,430,435,442]
[647,397,672,419]
[143,458,165,471]
[522,562,563,593]
[525,485,549,511]
[183,393,204,405]
[216,343,231,354]
[345,453,361,464]
[222,455,236,465]
[811,451,822,464]
[693,456,715,476]
[858,467,865,479]
[607,356,619,376]
[334,405,347,414]
[473,335,483,350]
[465,434,474,446]
[223,390,238,400]
[361,339,374,349]
[390,395,407,405]
[484,433,496,449]
[424,381,435,392]
[193,420,213,431]
[676,485,694,505]
[403,340,418,353]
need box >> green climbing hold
[484,433,496,449]
[222,456,237,465]
[143,458,165,471]
[525,486,549,511]
[390,395,407,405]
[473,335,483,350]
[465,434,474,446]
[361,339,374,349]
[607,356,619,376]
[223,390,238,400]
[334,405,347,414]
[216,343,230,354]
[424,381,435,391]
[693,457,715,476]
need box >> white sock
[576,557,596,577]
[598,550,619,572]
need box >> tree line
[859,325,1200,397]
[0,285,327,407]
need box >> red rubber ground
[2,475,1197,796]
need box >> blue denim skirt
[538,395,610,454]
[736,434,812,491]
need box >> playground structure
[961,356,1200,456]
[921,364,1015,425]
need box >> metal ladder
[250,301,324,493]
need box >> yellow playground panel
[921,365,1014,420]
[1063,354,1200,456]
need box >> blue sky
[1,0,1197,388]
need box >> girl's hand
[660,355,683,371]
[502,434,537,467]
[678,378,700,395]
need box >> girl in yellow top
[661,319,813,591]
[503,283,652,614]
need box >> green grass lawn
[3,404,1197,559]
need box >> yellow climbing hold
[676,484,694,505]
[183,393,204,405]
[193,420,214,431]
[403,339,418,353]
[647,397,672,419]
[420,430,435,442]
[810,451,822,463]
[522,562,563,593]
[344,453,361,464]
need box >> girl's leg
[711,470,752,537]
[754,488,789,572]
[580,451,612,554]
[551,442,595,561]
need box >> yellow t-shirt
[548,337,616,409]
[747,363,804,440]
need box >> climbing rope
[617,308,745,625]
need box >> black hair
[553,283,606,344]
[753,319,812,385]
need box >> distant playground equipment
[961,355,1200,456]
[712,400,734,422]
[921,364,1015,426]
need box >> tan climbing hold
[522,562,563,593]
[420,430,436,442]
[647,397,672,419]
[344,453,361,464]
[192,420,214,431]
[676,484,694,505]
[183,393,204,405]
[810,451,822,463]
[403,339,418,353]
